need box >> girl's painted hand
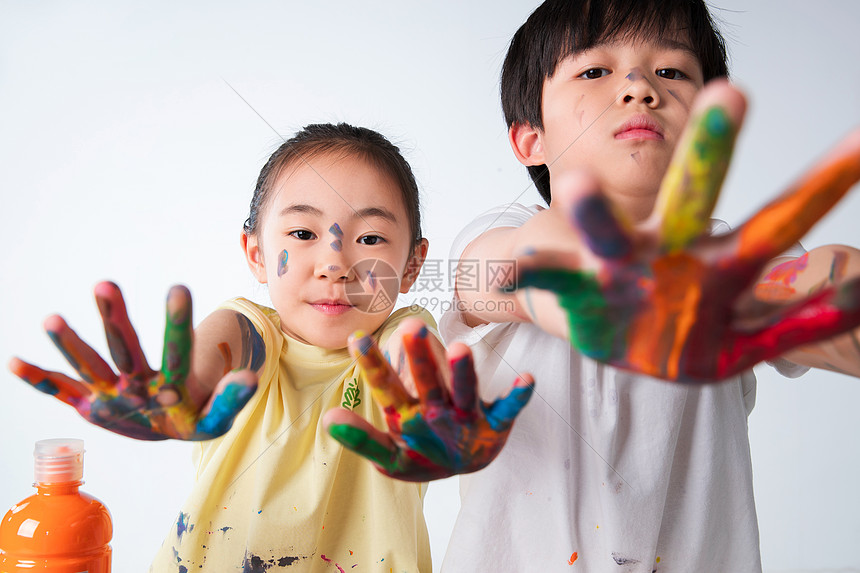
[324,320,533,482]
[8,282,257,440]
[512,80,860,383]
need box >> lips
[615,115,664,141]
[310,299,354,316]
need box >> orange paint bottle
[0,439,112,571]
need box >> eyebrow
[278,204,398,224]
[652,37,697,56]
[279,204,323,217]
[351,207,398,224]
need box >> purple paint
[329,223,344,252]
[625,67,643,82]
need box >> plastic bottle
[0,439,113,572]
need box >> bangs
[543,0,723,79]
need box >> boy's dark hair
[501,0,730,203]
[244,123,422,245]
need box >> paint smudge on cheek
[277,250,289,277]
[329,223,344,252]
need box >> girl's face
[243,152,427,349]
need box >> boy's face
[243,153,426,349]
[515,37,705,220]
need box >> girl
[9,123,532,572]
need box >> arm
[755,246,860,377]
[9,282,259,440]
[456,207,576,340]
[323,318,533,482]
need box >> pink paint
[320,554,346,573]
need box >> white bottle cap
[34,438,84,484]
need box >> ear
[509,122,546,166]
[241,231,268,284]
[400,238,429,294]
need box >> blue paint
[34,379,59,395]
[277,250,289,277]
[196,382,256,437]
[483,385,533,432]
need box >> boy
[439,1,860,571]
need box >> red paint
[569,551,579,565]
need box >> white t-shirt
[439,203,806,573]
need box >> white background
[1,2,859,572]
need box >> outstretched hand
[324,320,533,482]
[9,282,257,440]
[512,80,860,383]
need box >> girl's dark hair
[501,0,730,203]
[244,123,422,245]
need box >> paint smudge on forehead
[330,223,344,252]
[277,250,289,277]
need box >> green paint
[328,424,392,470]
[162,299,192,385]
[518,269,615,360]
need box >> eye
[358,235,385,246]
[656,68,687,80]
[289,229,315,240]
[578,67,610,80]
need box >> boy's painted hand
[9,282,257,440]
[324,320,534,482]
[513,81,860,383]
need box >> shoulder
[450,203,543,260]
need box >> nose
[315,245,353,282]
[620,68,660,108]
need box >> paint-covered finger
[738,128,860,265]
[8,357,91,407]
[349,331,413,409]
[571,192,633,260]
[652,80,745,252]
[161,285,193,387]
[324,407,400,474]
[724,278,860,375]
[94,281,152,377]
[194,370,257,439]
[483,374,534,432]
[402,324,445,406]
[447,343,477,415]
[551,170,633,260]
[514,268,617,360]
[43,315,116,391]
